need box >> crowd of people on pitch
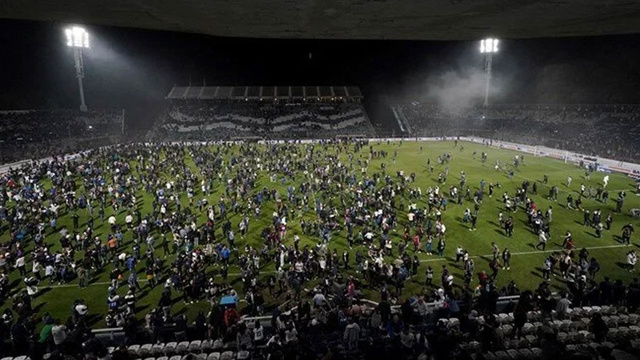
[0,140,638,360]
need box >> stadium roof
[166,86,362,100]
[3,0,640,40]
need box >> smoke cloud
[425,69,491,110]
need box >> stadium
[1,4,640,360]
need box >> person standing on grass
[77,265,87,288]
[567,194,574,210]
[455,246,465,263]
[160,233,169,257]
[542,257,552,281]
[622,223,634,245]
[425,236,433,255]
[562,231,572,248]
[412,255,420,277]
[470,214,478,231]
[505,216,514,237]
[128,271,142,291]
[595,222,604,238]
[412,233,421,253]
[502,248,511,270]
[425,266,433,286]
[146,265,157,288]
[490,258,500,280]
[583,209,591,226]
[627,250,637,272]
[535,229,548,251]
[605,213,613,230]
[14,254,26,276]
[437,238,446,257]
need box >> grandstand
[151,85,375,141]
[0,109,125,163]
[394,103,640,163]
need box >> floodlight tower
[480,38,499,107]
[65,27,90,112]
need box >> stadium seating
[0,109,124,164]
[396,103,640,162]
[5,301,640,360]
[150,102,375,140]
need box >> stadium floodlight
[480,38,498,53]
[65,26,89,48]
[65,26,90,112]
[480,38,499,107]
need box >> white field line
[47,244,629,288]
[46,271,271,288]
[419,243,628,263]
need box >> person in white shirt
[455,246,465,263]
[74,302,89,317]
[15,255,26,276]
[45,264,55,284]
[413,297,430,318]
[535,230,548,251]
[627,251,637,272]
[108,215,117,230]
[52,322,68,347]
[284,323,298,344]
[253,320,265,345]
[125,214,133,227]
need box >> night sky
[2,19,640,127]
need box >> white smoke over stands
[425,69,491,110]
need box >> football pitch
[2,140,638,328]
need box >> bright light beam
[65,26,90,112]
[480,38,499,106]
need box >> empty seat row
[483,348,543,360]
[127,340,229,357]
[130,352,244,360]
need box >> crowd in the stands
[0,110,124,164]
[398,104,640,163]
[149,103,374,141]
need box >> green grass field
[1,140,639,328]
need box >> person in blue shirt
[126,255,136,271]
[221,246,230,265]
[128,271,142,290]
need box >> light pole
[480,38,499,107]
[65,26,90,112]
